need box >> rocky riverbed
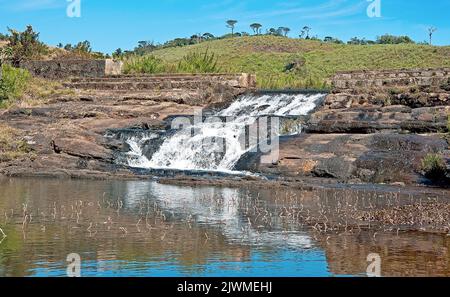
[0,70,448,187]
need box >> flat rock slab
[238,133,449,185]
[307,106,449,133]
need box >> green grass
[124,35,450,89]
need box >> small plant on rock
[421,153,447,181]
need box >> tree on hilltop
[226,20,238,36]
[250,23,262,35]
[428,27,437,45]
[282,27,291,37]
[300,26,311,39]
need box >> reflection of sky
[31,249,331,277]
[15,179,331,277]
[124,181,313,249]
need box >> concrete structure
[20,59,123,79]
[63,73,257,106]
[326,68,450,109]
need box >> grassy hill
[128,35,450,89]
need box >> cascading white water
[124,93,326,172]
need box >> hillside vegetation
[126,35,450,89]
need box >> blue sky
[1,0,449,53]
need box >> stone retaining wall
[20,59,123,79]
[327,68,450,109]
[62,73,257,106]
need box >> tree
[250,23,262,35]
[428,27,437,45]
[301,26,311,39]
[282,27,290,37]
[267,27,283,36]
[202,33,215,40]
[300,30,305,38]
[190,34,203,43]
[134,40,157,55]
[112,48,123,58]
[347,37,371,45]
[2,25,48,66]
[376,34,414,44]
[324,36,344,44]
[226,20,238,36]
[74,40,92,53]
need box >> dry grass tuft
[0,124,32,162]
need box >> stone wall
[327,68,450,109]
[63,73,257,106]
[20,59,124,79]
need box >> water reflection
[125,181,313,249]
[0,178,449,277]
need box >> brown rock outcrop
[238,133,448,184]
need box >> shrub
[176,49,220,73]
[421,153,447,180]
[1,25,48,66]
[123,55,167,74]
[0,64,31,107]
[376,34,415,44]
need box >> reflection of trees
[0,179,254,276]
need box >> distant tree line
[0,24,440,61]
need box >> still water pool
[0,178,449,277]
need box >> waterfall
[121,92,326,172]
